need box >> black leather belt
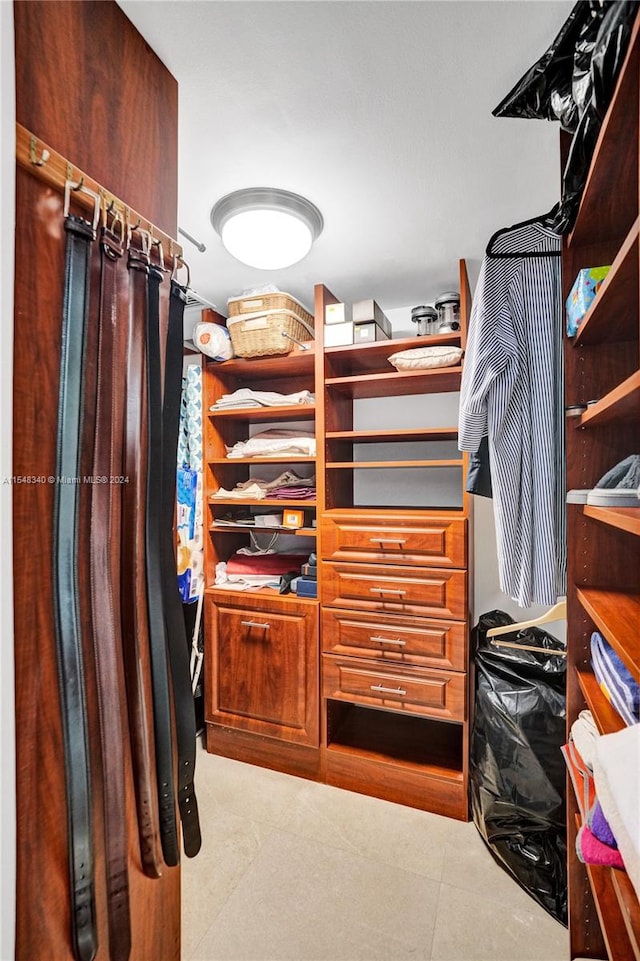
[160,276,201,858]
[145,256,180,867]
[89,222,131,961]
[53,193,99,961]
[121,244,164,879]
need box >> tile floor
[182,742,568,961]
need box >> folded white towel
[571,711,600,770]
[593,724,640,903]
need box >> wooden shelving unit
[316,262,473,821]
[202,318,322,780]
[563,12,640,959]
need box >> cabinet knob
[370,684,407,696]
[369,635,407,646]
[240,620,271,630]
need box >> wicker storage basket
[227,290,311,319]
[226,305,314,358]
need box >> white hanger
[486,599,567,656]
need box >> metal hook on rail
[29,135,50,167]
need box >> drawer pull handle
[369,537,407,546]
[370,684,407,696]
[370,588,406,596]
[370,635,407,647]
[240,620,271,630]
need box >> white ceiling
[119,0,574,314]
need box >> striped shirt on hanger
[458,221,566,608]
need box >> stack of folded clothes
[591,631,640,726]
[226,429,315,459]
[211,471,316,501]
[562,711,625,870]
[593,724,640,902]
[215,551,311,590]
[210,388,314,411]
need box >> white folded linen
[593,723,640,902]
[210,388,314,411]
[226,429,316,459]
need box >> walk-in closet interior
[4,1,639,960]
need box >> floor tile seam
[424,879,446,961]
[435,878,567,931]
[182,824,282,958]
[255,822,447,887]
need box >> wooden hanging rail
[15,123,184,264]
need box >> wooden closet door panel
[14,0,178,237]
[13,3,180,960]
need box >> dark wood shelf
[208,456,316,465]
[207,346,316,379]
[577,587,640,679]
[204,584,318,607]
[568,16,640,249]
[209,496,317,508]
[584,505,640,537]
[611,869,640,961]
[577,371,640,428]
[576,669,626,735]
[586,861,638,961]
[325,427,459,443]
[573,220,640,347]
[324,332,462,376]
[326,702,464,781]
[209,404,315,422]
[210,524,316,537]
[325,366,463,399]
[325,459,463,469]
[564,12,640,959]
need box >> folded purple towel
[588,800,618,849]
[576,824,625,869]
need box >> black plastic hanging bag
[492,1,592,131]
[470,610,568,925]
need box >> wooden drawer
[321,607,467,670]
[320,512,466,568]
[323,655,466,721]
[322,561,466,619]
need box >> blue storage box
[566,266,610,336]
[295,576,317,598]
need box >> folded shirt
[210,388,314,410]
[576,824,625,870]
[226,429,316,459]
[211,484,266,500]
[591,631,640,726]
[226,552,310,576]
[588,800,618,849]
[236,471,315,492]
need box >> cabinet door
[207,597,319,746]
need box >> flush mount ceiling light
[210,187,323,270]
